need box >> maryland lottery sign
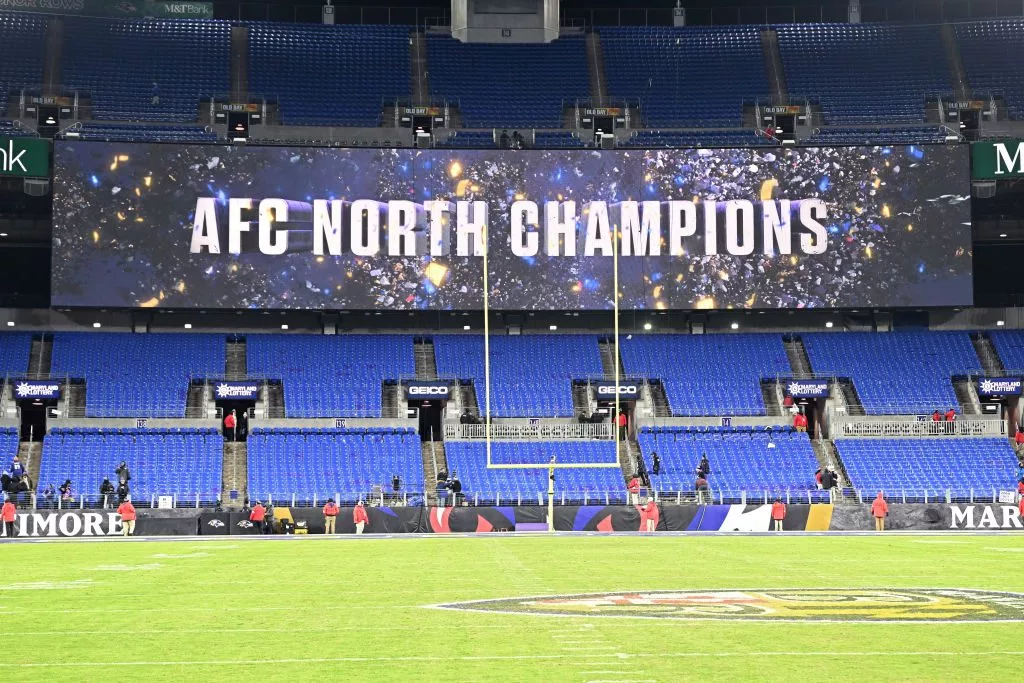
[52,142,972,310]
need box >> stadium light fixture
[280,324,289,330]
[643,322,652,331]
[997,320,1006,326]
[92,322,101,328]
[463,325,471,331]
[5,321,13,327]
[730,322,739,330]
[825,321,834,328]
[183,323,192,329]
[0,233,7,237]
[1000,233,1008,238]
[549,325,557,331]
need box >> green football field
[3,533,1024,682]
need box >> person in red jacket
[870,492,889,532]
[771,497,786,531]
[1017,479,1024,496]
[1019,494,1024,522]
[249,501,266,534]
[793,411,808,432]
[353,500,369,534]
[931,410,941,422]
[323,498,339,534]
[224,409,237,442]
[944,408,956,422]
[627,476,641,505]
[617,411,628,442]
[1015,429,1024,454]
[644,497,659,532]
[117,498,136,536]
[2,498,16,537]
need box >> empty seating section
[0,120,34,138]
[639,427,821,498]
[955,20,1024,119]
[777,24,950,124]
[437,131,495,148]
[444,441,624,503]
[602,27,768,127]
[71,123,219,142]
[533,131,585,147]
[835,437,1017,499]
[619,334,789,416]
[620,130,772,148]
[433,335,603,417]
[39,428,223,502]
[0,332,31,375]
[801,332,980,414]
[249,24,410,126]
[426,35,588,127]
[62,18,230,122]
[0,12,46,106]
[247,428,421,504]
[989,330,1024,371]
[0,427,17,466]
[246,335,414,417]
[51,333,225,417]
[805,126,948,145]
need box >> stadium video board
[51,141,973,310]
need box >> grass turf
[2,533,1023,682]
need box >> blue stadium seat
[0,426,18,471]
[835,437,1017,499]
[247,428,423,504]
[0,333,31,376]
[619,334,789,416]
[0,12,46,107]
[248,23,410,126]
[61,17,231,122]
[433,335,603,417]
[426,34,588,128]
[620,130,772,148]
[444,441,624,504]
[776,24,952,125]
[639,427,819,498]
[989,330,1024,372]
[801,331,980,415]
[803,125,948,145]
[954,20,1024,120]
[601,26,769,127]
[50,333,225,418]
[68,122,220,143]
[38,428,223,502]
[246,335,415,417]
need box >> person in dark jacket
[115,461,131,485]
[697,454,711,479]
[651,452,661,476]
[450,472,462,504]
[99,478,116,507]
[116,480,130,504]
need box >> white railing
[444,422,613,440]
[832,418,1005,438]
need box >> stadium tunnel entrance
[18,397,54,442]
[413,400,444,442]
[218,401,253,441]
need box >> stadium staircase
[837,380,866,416]
[266,382,285,417]
[952,377,980,415]
[414,338,438,379]
[941,24,972,102]
[410,31,430,106]
[783,335,813,378]
[221,441,247,509]
[571,381,591,416]
[812,439,853,501]
[421,440,447,501]
[28,334,52,377]
[759,379,784,416]
[598,338,625,379]
[226,337,246,380]
[971,332,1006,376]
[382,383,401,418]
[65,381,86,418]
[19,442,42,490]
[458,381,480,416]
[760,28,789,104]
[649,380,672,417]
[187,381,207,417]
[42,18,62,96]
[585,31,608,106]
[618,438,635,483]
[230,26,249,101]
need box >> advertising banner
[0,509,197,537]
[52,142,973,310]
[593,380,642,400]
[785,379,830,398]
[0,137,49,178]
[972,140,1024,179]
[405,380,452,400]
[13,380,61,400]
[0,0,213,18]
[976,376,1022,397]
[213,381,260,400]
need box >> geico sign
[1,512,123,538]
[597,385,638,395]
[409,386,449,396]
